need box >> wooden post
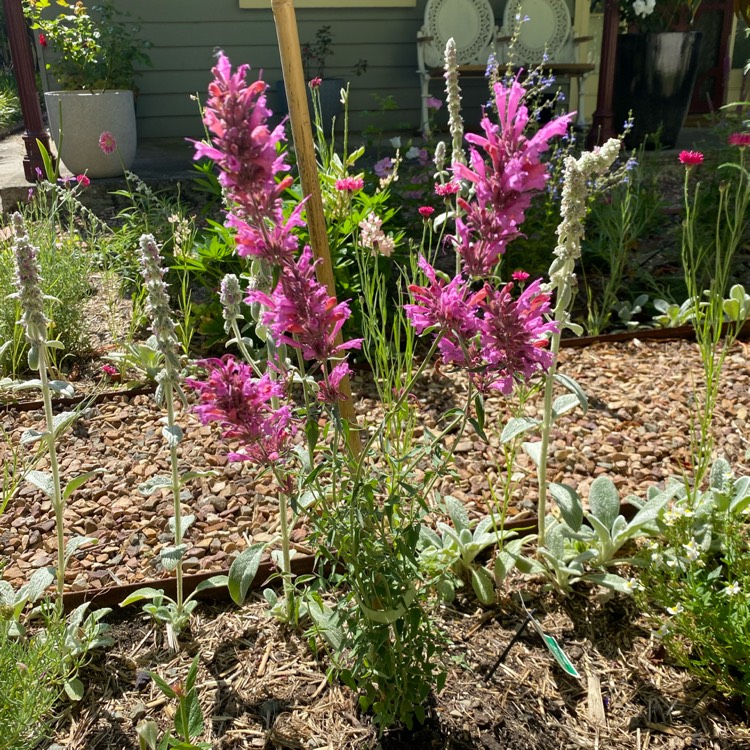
[587,0,620,149]
[271,0,361,456]
[3,0,54,182]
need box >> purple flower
[373,157,393,178]
[249,246,362,362]
[318,361,353,404]
[451,78,572,276]
[185,356,295,465]
[479,279,557,394]
[193,52,291,230]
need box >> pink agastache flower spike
[249,246,362,362]
[185,356,296,465]
[193,52,292,237]
[479,278,557,394]
[451,78,572,276]
[318,360,354,404]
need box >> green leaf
[551,393,581,420]
[64,535,96,563]
[136,719,160,750]
[20,428,46,445]
[445,495,470,534]
[162,424,183,447]
[227,542,267,605]
[553,373,588,413]
[48,379,75,397]
[160,545,188,571]
[191,575,227,595]
[26,470,55,498]
[549,483,583,532]
[179,470,216,483]
[63,469,103,501]
[16,566,54,605]
[120,587,165,608]
[52,410,78,437]
[138,476,173,496]
[470,565,495,605]
[168,515,196,536]
[148,670,177,699]
[64,677,85,701]
[587,476,620,529]
[522,441,543,468]
[500,417,540,444]
[585,572,632,593]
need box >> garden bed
[2,337,748,596]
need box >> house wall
[128,0,436,138]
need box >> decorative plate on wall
[502,0,572,63]
[422,0,496,68]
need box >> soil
[57,589,750,749]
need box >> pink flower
[98,131,117,155]
[38,33,47,48]
[479,279,557,394]
[76,174,90,187]
[101,364,118,377]
[728,133,750,148]
[318,361,352,404]
[192,52,291,228]
[435,181,461,196]
[426,96,442,111]
[309,77,322,89]
[373,157,393,178]
[248,246,362,362]
[679,150,704,166]
[185,356,295,465]
[451,78,572,276]
[511,270,529,282]
[418,206,435,219]
[335,177,364,192]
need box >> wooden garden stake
[271,0,361,456]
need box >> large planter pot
[614,32,703,149]
[44,89,137,178]
[275,77,344,125]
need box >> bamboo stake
[271,0,361,456]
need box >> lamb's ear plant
[8,213,103,601]
[119,235,226,651]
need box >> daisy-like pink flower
[309,77,322,89]
[98,131,117,155]
[75,174,90,187]
[511,270,529,282]
[373,157,393,178]
[335,177,364,192]
[249,246,362,362]
[679,150,704,166]
[479,279,557,394]
[435,181,461,196]
[426,96,443,111]
[728,133,750,148]
[418,206,435,219]
[101,364,118,377]
[185,356,296,465]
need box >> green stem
[272,467,294,621]
[37,343,65,601]
[165,382,184,613]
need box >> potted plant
[277,24,367,125]
[607,0,703,148]
[23,0,151,178]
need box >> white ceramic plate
[503,0,571,63]
[423,0,496,68]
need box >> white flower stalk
[220,273,244,334]
[537,139,621,547]
[137,234,182,387]
[443,38,466,167]
[433,140,447,176]
[10,213,66,598]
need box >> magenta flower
[75,174,90,187]
[405,257,484,348]
[728,133,750,148]
[434,181,461,196]
[98,131,117,155]
[309,77,322,89]
[479,279,557,394]
[451,78,572,276]
[511,270,529,282]
[249,246,362,362]
[418,206,435,219]
[679,150,704,166]
[426,96,443,111]
[186,356,295,465]
[193,52,290,223]
[101,364,118,377]
[318,361,353,404]
[335,177,364,192]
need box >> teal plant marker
[523,602,581,679]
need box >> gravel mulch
[1,337,748,593]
